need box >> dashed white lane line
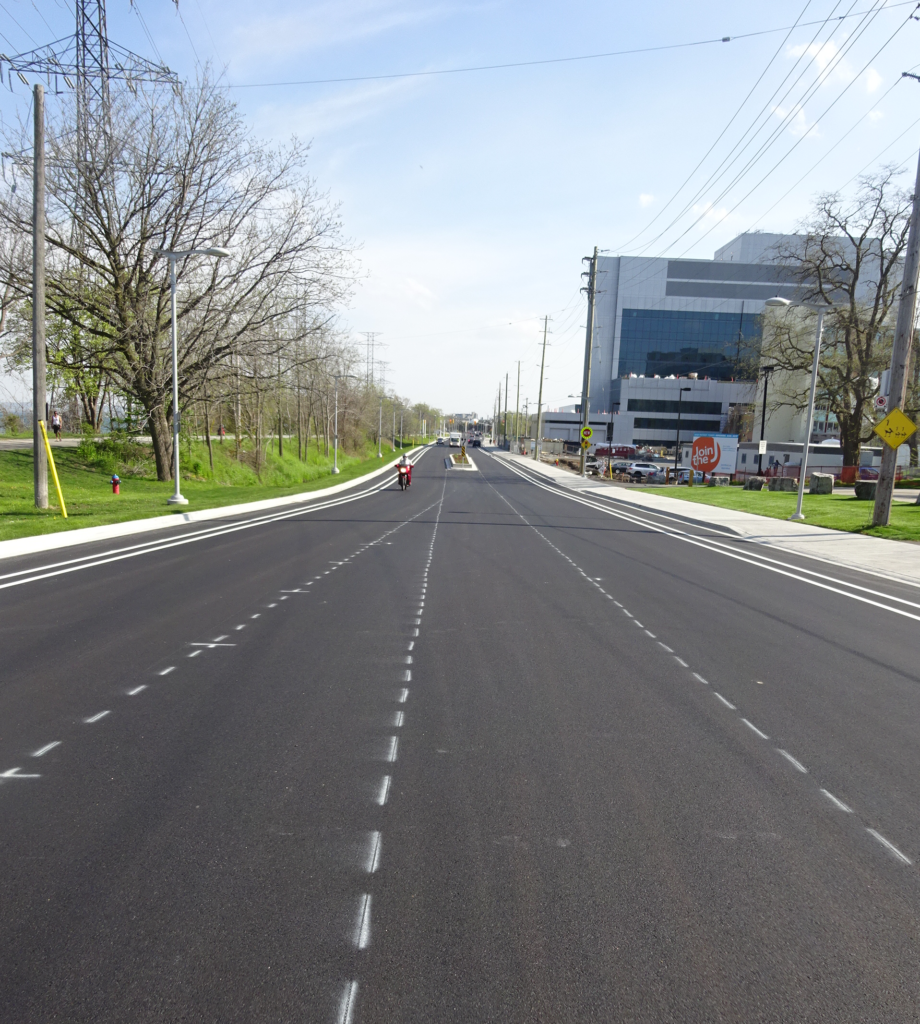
[407,641,414,651]
[158,666,175,676]
[741,718,769,740]
[410,628,419,637]
[355,894,372,949]
[633,620,644,628]
[777,749,808,773]
[385,737,399,762]
[397,688,409,702]
[867,828,913,865]
[393,711,405,727]
[127,686,147,696]
[674,656,689,668]
[267,603,278,608]
[713,693,736,710]
[622,610,633,618]
[250,613,261,619]
[376,775,392,806]
[613,600,622,607]
[404,655,413,664]
[213,635,229,642]
[190,642,237,648]
[337,981,359,1024]
[234,625,245,630]
[821,789,854,813]
[188,650,201,658]
[692,673,709,685]
[365,831,382,873]
[402,670,412,683]
[32,741,60,757]
[658,642,673,653]
[645,630,656,638]
[1,767,41,779]
[84,710,110,723]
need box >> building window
[633,417,723,431]
[626,398,722,414]
[741,453,747,463]
[619,308,762,380]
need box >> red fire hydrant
[111,474,120,495]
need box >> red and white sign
[875,394,888,410]
[691,436,722,473]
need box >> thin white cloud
[787,39,853,88]
[868,109,884,122]
[771,103,819,139]
[866,68,883,93]
[639,193,654,207]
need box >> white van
[448,432,462,447]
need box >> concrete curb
[0,446,427,563]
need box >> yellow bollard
[38,420,68,518]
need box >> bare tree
[764,170,911,466]
[0,70,354,480]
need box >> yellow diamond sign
[873,407,917,449]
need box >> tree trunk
[149,404,172,482]
[204,390,214,472]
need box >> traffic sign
[581,438,590,449]
[757,439,767,455]
[875,394,888,411]
[580,426,593,441]
[873,407,917,449]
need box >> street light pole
[673,386,691,479]
[534,315,549,461]
[765,297,830,521]
[378,399,383,458]
[332,373,358,473]
[757,366,776,475]
[154,246,231,506]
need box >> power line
[224,2,919,89]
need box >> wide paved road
[3,446,920,1022]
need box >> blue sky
[3,1,920,417]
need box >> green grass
[0,435,418,542]
[640,485,920,541]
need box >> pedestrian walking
[50,410,62,439]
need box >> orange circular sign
[691,436,721,473]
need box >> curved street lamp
[154,246,232,505]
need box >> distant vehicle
[448,432,462,447]
[627,461,662,482]
[676,469,704,485]
[609,461,633,475]
[469,437,482,447]
[584,455,600,475]
[436,436,445,445]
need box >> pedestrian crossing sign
[873,407,917,449]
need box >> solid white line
[741,718,769,740]
[398,688,409,702]
[713,693,736,710]
[674,657,689,668]
[0,767,41,778]
[338,981,359,1024]
[377,775,392,806]
[658,643,673,653]
[84,710,110,723]
[32,741,60,757]
[158,666,175,676]
[355,893,372,949]
[777,748,807,772]
[366,831,382,873]
[820,788,853,812]
[692,672,709,685]
[127,685,147,696]
[386,736,399,762]
[490,454,920,622]
[866,828,913,865]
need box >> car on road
[436,436,445,445]
[627,461,663,482]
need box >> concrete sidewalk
[493,450,920,588]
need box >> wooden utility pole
[580,247,598,478]
[534,316,549,461]
[873,144,920,525]
[32,84,48,509]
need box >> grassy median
[0,435,417,542]
[640,484,920,541]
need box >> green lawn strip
[639,485,920,541]
[0,440,410,542]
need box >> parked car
[584,455,600,474]
[627,461,662,482]
[676,468,704,485]
[609,461,633,475]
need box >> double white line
[0,450,429,592]
[484,452,920,624]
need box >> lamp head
[202,247,232,258]
[765,297,791,307]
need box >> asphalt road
[3,446,920,1022]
